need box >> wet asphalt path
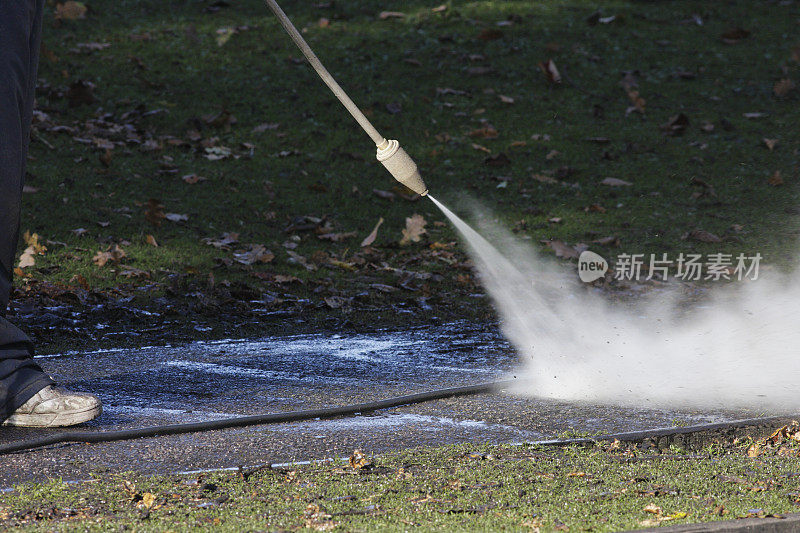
[0,323,752,485]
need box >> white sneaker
[2,386,102,427]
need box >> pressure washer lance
[264,0,428,196]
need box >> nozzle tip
[377,140,429,196]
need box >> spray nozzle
[376,139,428,196]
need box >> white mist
[429,195,799,412]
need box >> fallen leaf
[273,274,301,284]
[378,11,405,19]
[144,199,165,226]
[361,217,384,247]
[498,94,515,104]
[593,235,620,246]
[661,113,689,135]
[251,122,279,133]
[687,229,721,243]
[532,173,559,184]
[469,126,499,139]
[119,267,150,279]
[743,112,765,119]
[471,143,491,153]
[55,1,87,20]
[538,59,561,84]
[66,79,96,106]
[400,214,427,245]
[182,174,207,184]
[768,170,784,186]
[324,296,351,309]
[146,235,158,247]
[373,189,396,200]
[478,28,503,41]
[17,247,37,268]
[721,27,750,44]
[164,213,188,222]
[774,79,796,97]
[233,244,274,265]
[318,231,357,242]
[545,149,560,160]
[747,443,761,457]
[202,232,239,249]
[92,244,126,267]
[349,449,371,469]
[485,153,511,167]
[23,185,39,193]
[546,240,579,259]
[763,138,778,151]
[601,177,632,186]
[644,503,662,516]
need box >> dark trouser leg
[0,0,55,418]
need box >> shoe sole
[1,404,102,428]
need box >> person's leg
[0,0,55,419]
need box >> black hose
[0,380,514,455]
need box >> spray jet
[264,0,428,197]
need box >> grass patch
[16,0,800,327]
[3,437,800,531]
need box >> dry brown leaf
[644,503,662,515]
[498,94,515,104]
[144,198,165,226]
[55,1,87,20]
[661,113,689,135]
[361,217,384,247]
[532,173,559,184]
[763,138,778,151]
[545,240,579,259]
[17,247,37,269]
[688,229,722,243]
[233,244,274,265]
[768,170,784,186]
[373,188,396,200]
[601,177,632,186]
[721,27,750,44]
[93,244,126,267]
[538,59,561,83]
[119,267,150,279]
[317,231,357,242]
[202,232,239,249]
[471,143,491,153]
[273,274,301,284]
[349,449,371,469]
[468,126,499,139]
[182,174,207,184]
[17,232,46,269]
[146,234,158,247]
[400,214,427,245]
[774,79,796,97]
[379,11,405,19]
[747,443,761,457]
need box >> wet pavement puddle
[0,322,757,484]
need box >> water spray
[264,0,428,196]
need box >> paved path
[0,323,750,485]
